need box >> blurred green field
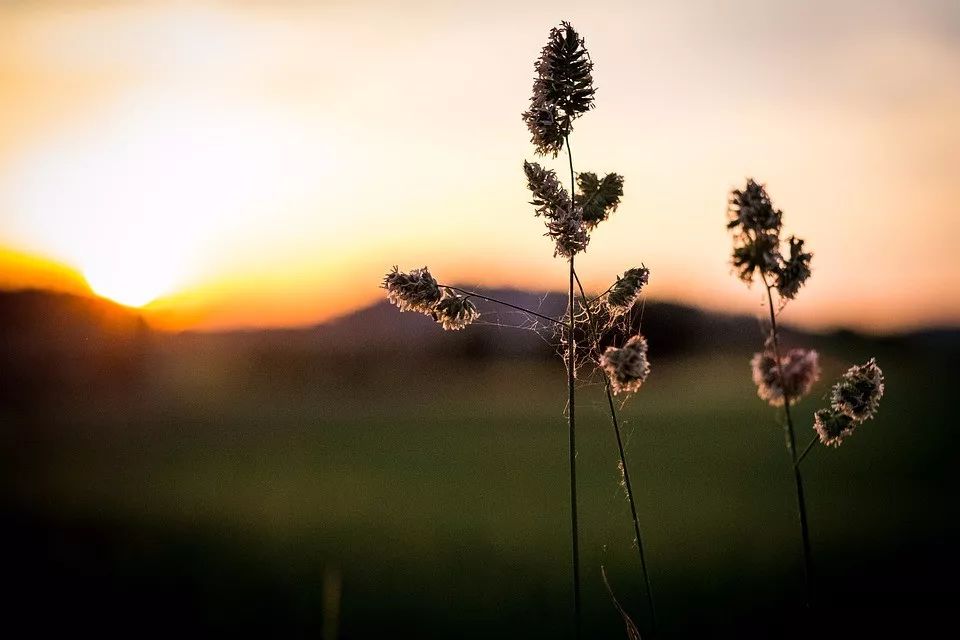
[1,335,955,638]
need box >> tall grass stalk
[563,135,583,637]
[385,21,658,637]
[728,178,886,614]
[760,270,814,606]
[574,272,657,634]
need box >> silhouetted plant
[383,21,658,639]
[813,358,885,447]
[727,178,886,608]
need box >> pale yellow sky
[1,0,958,331]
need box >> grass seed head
[523,161,570,219]
[432,289,480,331]
[546,214,590,258]
[732,231,781,284]
[382,266,442,314]
[606,267,650,316]
[727,179,782,234]
[813,408,858,447]
[522,21,595,157]
[775,235,813,299]
[601,334,651,395]
[577,172,624,228]
[750,348,821,406]
[830,358,885,421]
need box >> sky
[1,0,958,332]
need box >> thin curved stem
[585,283,616,305]
[564,135,582,639]
[761,271,814,607]
[437,285,564,326]
[574,271,658,636]
[796,435,819,468]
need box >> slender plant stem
[564,134,582,639]
[573,271,658,636]
[437,285,564,326]
[761,272,814,607]
[586,283,616,305]
[796,435,819,467]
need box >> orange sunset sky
[1,0,958,332]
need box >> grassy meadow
[1,323,956,637]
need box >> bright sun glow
[4,90,331,309]
[82,246,180,308]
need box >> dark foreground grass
[1,337,956,638]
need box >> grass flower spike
[813,408,858,448]
[523,160,590,257]
[732,231,780,284]
[522,21,595,157]
[524,167,625,258]
[432,289,480,331]
[830,358,885,421]
[546,215,590,258]
[750,348,820,407]
[601,335,651,395]
[776,236,813,300]
[606,267,650,315]
[382,266,442,314]
[577,172,624,228]
[524,161,570,219]
[727,178,782,234]
[812,360,884,446]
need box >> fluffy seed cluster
[523,161,590,257]
[727,179,782,234]
[576,172,623,228]
[382,266,441,313]
[381,267,479,331]
[546,215,590,258]
[600,334,651,395]
[813,358,885,447]
[727,179,813,297]
[523,161,569,218]
[813,409,857,448]
[775,236,813,300]
[606,267,649,315]
[750,348,821,407]
[522,21,595,157]
[830,358,885,421]
[732,231,780,284]
[432,289,480,331]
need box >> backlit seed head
[382,266,442,314]
[576,172,624,228]
[813,408,858,447]
[523,161,570,219]
[750,348,821,406]
[775,236,813,300]
[830,358,885,421]
[546,214,590,258]
[432,289,480,331]
[732,231,781,284]
[727,179,782,234]
[523,161,590,258]
[606,267,650,315]
[600,334,651,395]
[522,21,596,157]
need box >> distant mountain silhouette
[0,247,89,295]
[0,289,151,406]
[2,287,958,406]
[305,288,769,359]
